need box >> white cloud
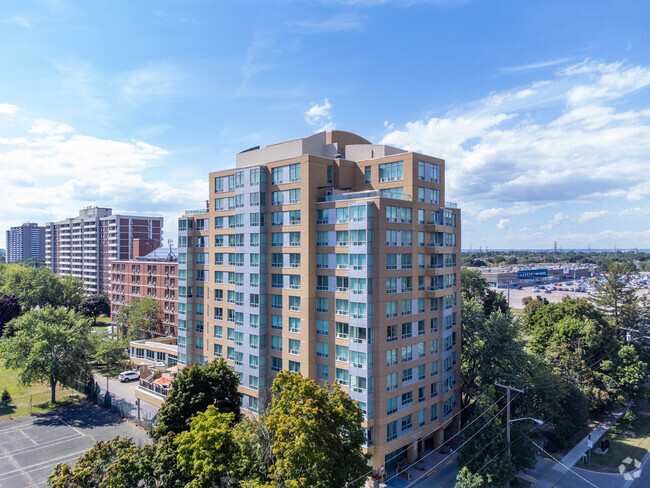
[287,13,365,33]
[0,106,205,241]
[576,210,612,223]
[502,57,574,73]
[381,59,650,211]
[540,212,569,230]
[305,99,335,132]
[30,119,74,135]
[497,219,510,230]
[619,207,650,217]
[0,103,20,115]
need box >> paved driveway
[93,372,159,421]
[0,402,151,488]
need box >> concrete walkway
[527,402,632,488]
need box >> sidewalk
[382,449,459,488]
[529,401,632,488]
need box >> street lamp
[505,417,544,486]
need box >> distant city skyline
[1,0,649,249]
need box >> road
[92,372,159,422]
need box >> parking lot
[494,286,592,308]
[494,281,650,309]
[0,402,150,488]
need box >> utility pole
[495,383,525,487]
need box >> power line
[343,391,492,488]
[526,437,599,488]
[398,393,521,487]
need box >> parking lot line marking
[20,429,38,445]
[58,418,85,437]
[0,433,85,459]
[0,448,93,480]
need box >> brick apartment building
[45,207,163,294]
[110,239,179,336]
[177,130,461,470]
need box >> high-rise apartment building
[6,223,45,263]
[110,239,179,336]
[45,207,163,294]
[178,131,461,469]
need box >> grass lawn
[95,315,111,325]
[0,366,81,420]
[587,399,650,473]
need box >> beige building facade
[177,131,461,469]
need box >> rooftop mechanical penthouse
[178,130,461,470]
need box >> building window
[378,161,403,182]
[364,166,371,184]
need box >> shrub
[1,388,11,406]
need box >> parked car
[118,371,140,382]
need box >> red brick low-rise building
[110,239,179,336]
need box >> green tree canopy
[59,275,86,311]
[456,391,535,487]
[592,262,641,331]
[151,358,241,440]
[0,265,84,311]
[0,293,21,337]
[264,371,369,488]
[461,300,529,404]
[174,406,238,488]
[90,330,128,366]
[528,298,616,356]
[115,296,164,340]
[0,307,94,403]
[48,437,156,488]
[454,467,484,488]
[79,293,111,325]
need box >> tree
[520,359,589,443]
[47,437,156,488]
[0,307,94,403]
[116,296,164,340]
[612,346,647,400]
[174,406,238,488]
[528,298,616,356]
[1,265,61,310]
[0,265,84,311]
[151,358,241,440]
[264,371,369,488]
[454,467,484,488]
[90,330,128,366]
[460,269,509,317]
[1,388,11,406]
[79,293,111,325]
[0,294,21,337]
[456,392,535,487]
[592,262,640,330]
[461,269,488,301]
[58,276,86,311]
[461,300,529,405]
[232,412,273,485]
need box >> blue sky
[1,0,649,249]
